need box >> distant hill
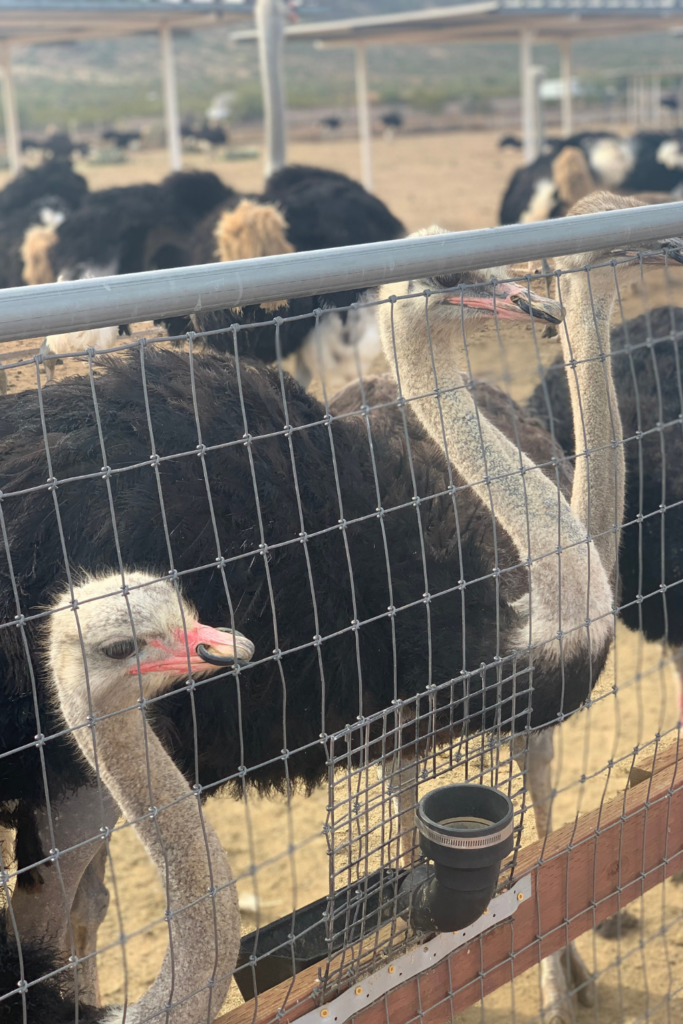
[8,1,683,134]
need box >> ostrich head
[376,225,564,375]
[48,571,255,726]
[560,192,683,276]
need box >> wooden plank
[217,735,683,1024]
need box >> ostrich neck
[559,274,624,584]
[70,690,239,1024]
[382,306,613,659]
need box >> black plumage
[262,165,405,252]
[527,306,683,646]
[0,159,87,289]
[620,131,683,193]
[500,147,564,226]
[0,918,95,1023]
[49,170,237,279]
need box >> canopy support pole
[0,43,20,176]
[520,31,537,163]
[354,43,373,191]
[256,0,287,179]
[160,24,182,172]
[560,39,573,137]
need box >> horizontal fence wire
[0,208,682,1024]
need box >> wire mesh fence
[0,204,682,1024]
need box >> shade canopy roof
[232,1,683,46]
[0,1,249,47]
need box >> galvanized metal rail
[1,201,682,343]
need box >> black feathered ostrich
[50,170,237,280]
[1,571,249,1023]
[0,157,88,290]
[501,129,683,225]
[528,214,683,703]
[163,165,406,372]
[0,228,635,1011]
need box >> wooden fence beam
[217,735,683,1024]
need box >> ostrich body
[0,254,609,1006]
[1,572,250,1023]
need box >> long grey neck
[72,693,239,1024]
[558,271,624,585]
[379,299,613,663]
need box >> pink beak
[444,280,563,324]
[131,622,255,676]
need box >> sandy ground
[4,133,683,1022]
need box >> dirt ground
[4,132,683,1022]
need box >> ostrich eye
[100,639,146,660]
[433,273,462,290]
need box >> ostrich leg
[511,730,595,1024]
[673,646,683,722]
[10,784,119,1003]
[377,706,419,869]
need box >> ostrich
[261,165,404,251]
[172,198,385,386]
[101,129,142,150]
[501,130,683,225]
[1,570,250,1022]
[49,170,237,281]
[528,231,683,704]
[0,157,88,289]
[0,251,618,1005]
[332,196,683,1024]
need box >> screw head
[517,892,524,901]
[388,965,395,974]
[355,987,363,995]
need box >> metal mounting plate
[296,874,532,1024]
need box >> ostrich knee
[44,358,57,384]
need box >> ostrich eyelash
[100,639,147,660]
